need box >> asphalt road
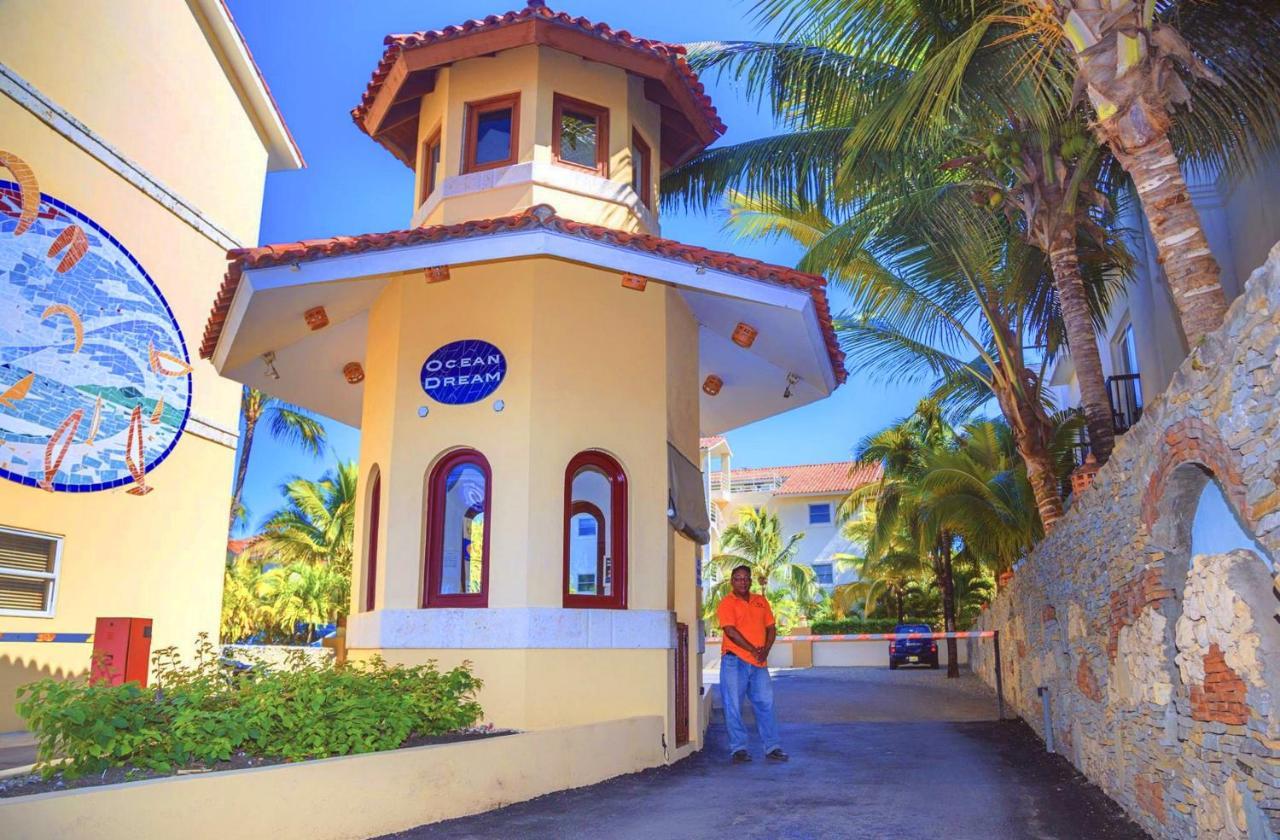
[384,668,1148,840]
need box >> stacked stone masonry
[971,242,1280,839]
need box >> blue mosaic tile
[0,178,191,492]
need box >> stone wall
[971,243,1280,839]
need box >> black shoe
[732,750,752,763]
[766,749,789,762]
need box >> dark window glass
[475,108,513,166]
[808,503,832,525]
[422,136,442,202]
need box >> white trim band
[411,161,659,233]
[0,61,245,251]
[347,607,676,650]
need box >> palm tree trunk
[228,388,258,530]
[1107,131,1227,346]
[938,537,959,679]
[1022,445,1065,531]
[895,588,904,624]
[1048,237,1115,464]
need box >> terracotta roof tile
[699,435,725,449]
[351,1,724,164]
[200,204,847,384]
[729,461,882,496]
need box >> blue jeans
[719,652,781,755]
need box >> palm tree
[243,462,358,582]
[918,419,1045,581]
[229,386,328,529]
[1020,0,1280,344]
[257,562,348,644]
[727,0,1280,346]
[221,557,270,643]
[844,403,970,676]
[727,186,1070,526]
[667,3,1129,466]
[703,507,814,624]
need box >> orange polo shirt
[717,592,775,667]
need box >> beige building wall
[0,0,295,730]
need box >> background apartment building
[700,436,880,588]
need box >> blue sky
[226,0,929,533]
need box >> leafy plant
[16,635,483,780]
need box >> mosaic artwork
[0,153,191,493]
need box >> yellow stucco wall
[0,3,274,731]
[0,0,271,246]
[347,255,704,742]
[354,258,672,612]
[0,715,667,840]
[413,45,662,232]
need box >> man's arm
[762,624,777,660]
[722,626,766,664]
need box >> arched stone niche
[1140,428,1280,836]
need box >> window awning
[668,443,710,545]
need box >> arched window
[364,467,382,612]
[424,449,491,608]
[563,451,627,609]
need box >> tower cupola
[350,1,725,234]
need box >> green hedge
[809,618,938,635]
[17,636,483,779]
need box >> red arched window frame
[424,449,492,608]
[364,468,381,612]
[563,451,627,610]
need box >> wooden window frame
[463,93,520,174]
[631,128,653,209]
[0,524,62,618]
[364,468,381,612]
[553,93,610,176]
[423,449,492,608]
[563,451,627,610]
[419,128,443,206]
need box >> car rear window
[895,625,933,634]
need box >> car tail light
[930,642,938,653]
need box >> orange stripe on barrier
[768,632,997,642]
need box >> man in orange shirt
[716,565,787,763]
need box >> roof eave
[192,0,305,171]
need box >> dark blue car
[888,623,939,669]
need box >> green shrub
[808,617,938,635]
[16,635,483,779]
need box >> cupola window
[464,94,520,173]
[420,129,442,204]
[631,129,652,209]
[553,94,609,175]
[424,449,491,607]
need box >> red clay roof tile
[199,204,846,385]
[351,2,724,165]
[727,462,882,496]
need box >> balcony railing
[1107,373,1143,434]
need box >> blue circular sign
[420,339,506,405]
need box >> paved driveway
[385,668,1146,840]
